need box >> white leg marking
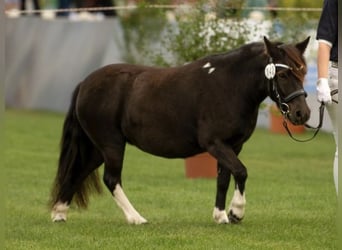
[51,202,69,222]
[213,207,229,224]
[228,189,246,220]
[113,184,147,225]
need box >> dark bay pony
[50,37,310,224]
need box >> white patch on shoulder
[51,202,69,222]
[202,62,216,74]
[202,62,211,68]
[113,184,147,225]
[213,207,229,224]
[208,67,216,74]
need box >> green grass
[4,109,337,249]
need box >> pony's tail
[50,84,102,209]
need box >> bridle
[265,58,307,117]
[265,58,328,142]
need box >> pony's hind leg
[112,183,147,224]
[51,148,103,222]
[102,145,147,225]
[50,84,104,222]
[51,202,69,222]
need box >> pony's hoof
[51,213,67,222]
[213,207,229,224]
[228,210,243,224]
[127,215,148,225]
[51,202,69,222]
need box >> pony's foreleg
[227,158,247,223]
[227,183,246,224]
[213,163,231,224]
[208,143,247,224]
[112,184,147,225]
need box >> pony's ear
[295,36,310,54]
[263,36,279,58]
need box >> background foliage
[118,0,321,66]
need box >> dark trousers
[20,0,40,10]
[57,0,116,17]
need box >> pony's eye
[277,72,287,79]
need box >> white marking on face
[51,202,69,222]
[228,189,246,220]
[202,62,211,68]
[208,67,216,74]
[113,184,147,225]
[213,207,229,224]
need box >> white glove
[316,78,332,105]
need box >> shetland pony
[50,37,310,224]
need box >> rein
[282,89,338,142]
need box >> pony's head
[264,37,311,125]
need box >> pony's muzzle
[289,106,310,125]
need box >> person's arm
[317,41,331,79]
[316,41,332,104]
[315,0,337,105]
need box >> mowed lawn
[4,109,337,249]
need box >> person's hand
[316,78,332,104]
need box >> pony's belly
[126,133,202,159]
[136,145,203,159]
[123,115,200,158]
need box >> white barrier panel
[5,17,124,112]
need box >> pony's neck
[233,43,270,105]
[198,42,270,106]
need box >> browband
[264,62,292,80]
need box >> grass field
[4,109,337,249]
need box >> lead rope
[283,89,338,142]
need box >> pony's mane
[198,42,265,63]
[195,41,306,83]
